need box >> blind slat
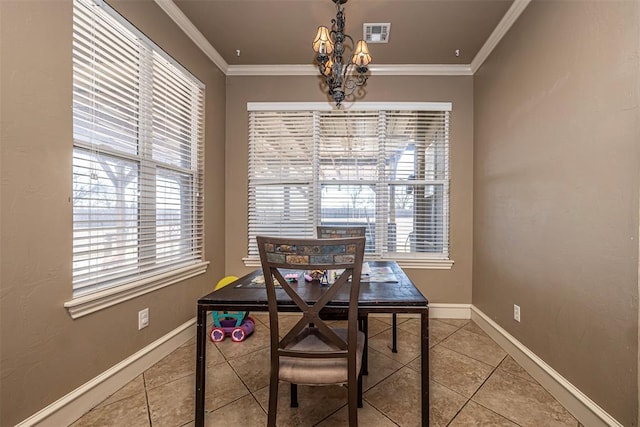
[72,0,205,298]
[247,108,450,258]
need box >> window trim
[64,261,209,319]
[242,257,452,270]
[244,102,454,270]
[66,0,207,317]
[247,102,452,112]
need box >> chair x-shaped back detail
[257,236,366,427]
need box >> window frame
[243,102,454,270]
[65,0,208,318]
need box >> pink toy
[210,316,255,342]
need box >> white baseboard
[17,318,196,427]
[429,303,472,319]
[19,305,621,427]
[368,303,472,320]
[471,306,622,427]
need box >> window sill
[394,258,454,270]
[64,262,210,319]
[242,257,453,270]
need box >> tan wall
[0,1,226,425]
[225,75,474,303]
[473,1,639,425]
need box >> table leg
[391,313,398,353]
[421,309,429,426]
[361,315,368,376]
[195,306,207,427]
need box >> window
[70,0,206,303]
[246,103,452,268]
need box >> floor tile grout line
[312,401,348,426]
[246,391,269,420]
[362,350,412,391]
[143,370,197,393]
[391,317,470,348]
[464,353,505,401]
[429,363,500,427]
[444,399,473,427]
[205,383,260,417]
[427,348,512,427]
[436,318,471,329]
[433,341,498,370]
[359,348,426,425]
[359,398,403,427]
[444,396,525,427]
[493,357,542,386]
[226,358,259,397]
[468,399,526,427]
[436,338,505,368]
[213,339,264,362]
[142,372,153,426]
[453,353,527,427]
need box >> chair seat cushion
[279,328,365,385]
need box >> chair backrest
[317,225,366,239]
[256,236,366,363]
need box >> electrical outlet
[138,308,149,330]
[513,304,521,322]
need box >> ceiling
[162,0,526,75]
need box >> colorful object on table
[308,269,329,286]
[210,276,255,342]
[285,273,299,282]
[214,275,239,291]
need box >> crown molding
[227,64,472,76]
[369,64,472,76]
[153,0,229,74]
[156,0,529,77]
[470,0,532,73]
[227,65,317,76]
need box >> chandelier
[312,0,372,107]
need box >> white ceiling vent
[363,23,391,43]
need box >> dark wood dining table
[195,260,429,426]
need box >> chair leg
[348,374,358,426]
[268,374,279,427]
[357,372,363,408]
[290,383,298,408]
[391,313,398,353]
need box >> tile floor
[71,314,581,426]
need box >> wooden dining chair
[316,225,367,240]
[317,225,400,356]
[257,235,366,427]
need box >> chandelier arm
[342,33,355,48]
[341,61,353,82]
[319,65,331,78]
[343,80,356,98]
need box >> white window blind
[247,104,450,261]
[72,0,205,297]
